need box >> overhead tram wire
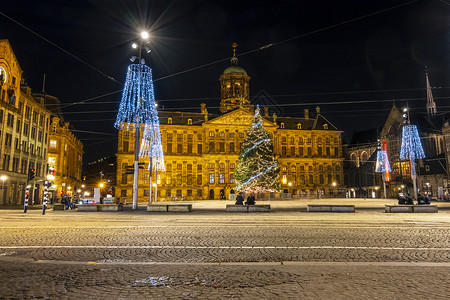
[43,85,450,107]
[69,105,448,123]
[236,0,419,57]
[53,87,450,112]
[0,10,120,85]
[58,90,123,110]
[152,0,419,83]
[59,96,450,115]
[1,1,417,110]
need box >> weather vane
[232,42,238,57]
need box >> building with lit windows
[115,46,344,202]
[0,39,52,205]
[346,97,448,198]
[45,115,83,201]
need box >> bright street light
[140,31,149,40]
[132,43,138,49]
[99,183,104,188]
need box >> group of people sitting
[398,192,431,205]
[60,194,75,210]
[235,192,256,205]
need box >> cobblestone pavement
[0,201,449,299]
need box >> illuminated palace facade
[115,49,344,202]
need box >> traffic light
[28,168,36,182]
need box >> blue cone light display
[399,125,425,160]
[114,64,157,130]
[375,150,391,173]
[140,121,165,171]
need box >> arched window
[280,123,285,129]
[187,119,192,125]
[168,118,172,124]
[297,123,301,129]
[350,153,358,167]
[361,152,368,163]
[323,124,328,129]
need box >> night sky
[1,0,449,164]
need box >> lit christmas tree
[235,106,281,193]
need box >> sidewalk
[141,198,450,211]
[2,198,449,211]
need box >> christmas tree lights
[375,149,391,173]
[375,140,391,199]
[399,123,425,200]
[114,63,157,130]
[235,106,281,193]
[140,120,165,171]
[399,125,425,161]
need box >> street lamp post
[131,31,150,210]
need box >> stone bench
[385,205,438,213]
[52,204,65,210]
[78,204,98,212]
[97,204,122,211]
[307,204,355,212]
[226,204,271,212]
[147,204,192,212]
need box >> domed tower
[219,43,251,113]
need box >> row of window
[282,174,341,185]
[164,143,340,157]
[122,140,342,157]
[121,172,341,187]
[122,161,341,173]
[165,131,339,144]
[281,146,339,157]
[121,173,234,185]
[121,189,204,198]
[0,112,48,142]
[1,155,42,176]
[165,132,245,139]
[281,136,339,144]
[281,164,341,172]
[0,106,48,126]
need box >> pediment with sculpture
[205,108,277,128]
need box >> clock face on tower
[0,66,6,85]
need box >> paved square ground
[0,199,449,299]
